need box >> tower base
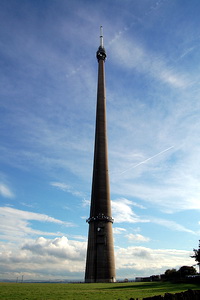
[85,277,116,283]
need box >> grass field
[0,281,199,300]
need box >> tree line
[164,240,200,281]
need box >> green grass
[0,281,199,300]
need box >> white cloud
[113,227,127,234]
[0,207,75,242]
[0,206,72,224]
[126,233,150,243]
[0,236,87,281]
[151,218,195,234]
[112,198,149,224]
[111,199,195,235]
[81,199,90,207]
[50,182,71,191]
[115,246,194,278]
[22,236,86,261]
[112,178,200,213]
[50,182,84,197]
[0,183,14,198]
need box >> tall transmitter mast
[85,27,116,283]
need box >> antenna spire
[100,26,103,47]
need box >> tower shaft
[85,30,116,283]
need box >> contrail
[119,146,174,175]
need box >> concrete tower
[85,27,116,283]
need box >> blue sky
[1,0,200,281]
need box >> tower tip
[96,26,106,61]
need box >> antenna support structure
[96,26,106,61]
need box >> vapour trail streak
[120,146,174,175]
